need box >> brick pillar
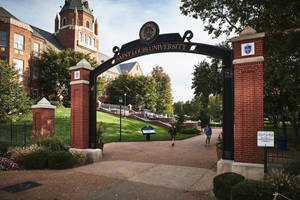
[232,27,265,164]
[70,59,93,149]
[32,97,56,141]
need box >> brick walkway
[0,129,221,200]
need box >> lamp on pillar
[124,93,127,118]
[119,96,123,142]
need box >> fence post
[24,122,26,147]
[10,120,13,146]
[264,147,268,173]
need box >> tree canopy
[35,47,97,106]
[151,66,173,115]
[192,58,222,107]
[106,73,157,112]
[0,61,32,121]
[180,0,300,38]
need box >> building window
[62,18,67,26]
[0,31,6,46]
[33,42,39,57]
[86,20,89,28]
[79,32,82,41]
[14,33,24,50]
[84,34,87,43]
[93,38,96,47]
[88,36,91,45]
[13,58,24,75]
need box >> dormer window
[62,18,67,26]
[86,20,90,28]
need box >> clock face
[139,22,159,44]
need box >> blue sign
[244,45,252,54]
[241,42,255,56]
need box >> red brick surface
[233,38,264,164]
[32,108,55,141]
[70,67,91,149]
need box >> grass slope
[97,111,197,143]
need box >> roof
[0,7,18,20]
[30,26,64,51]
[60,0,93,15]
[118,62,138,74]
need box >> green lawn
[2,107,197,146]
[97,111,197,143]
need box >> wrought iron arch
[89,22,234,159]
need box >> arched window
[93,38,96,47]
[78,32,82,42]
[86,20,90,28]
[88,36,91,45]
[62,18,67,26]
[84,34,87,43]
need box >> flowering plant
[216,133,223,150]
[97,121,106,144]
[0,157,19,170]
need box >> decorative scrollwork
[183,30,193,43]
[112,46,120,56]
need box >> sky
[1,0,231,102]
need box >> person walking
[168,124,177,146]
[204,124,212,145]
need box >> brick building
[0,0,143,98]
[0,0,99,97]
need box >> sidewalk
[0,129,221,200]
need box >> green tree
[208,95,222,122]
[151,66,173,115]
[191,59,222,108]
[97,76,107,98]
[0,61,32,121]
[35,47,97,106]
[173,101,184,116]
[180,0,300,38]
[181,0,300,145]
[106,73,157,112]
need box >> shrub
[0,142,10,157]
[23,150,48,169]
[48,151,76,169]
[70,151,87,166]
[231,180,275,200]
[213,172,245,200]
[0,157,19,170]
[265,169,300,200]
[36,137,67,152]
[7,144,45,165]
[283,160,300,176]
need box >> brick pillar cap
[69,59,93,71]
[31,97,56,109]
[231,26,265,42]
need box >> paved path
[0,129,221,200]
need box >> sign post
[257,131,274,173]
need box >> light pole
[124,93,127,118]
[119,96,123,142]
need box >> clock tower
[55,0,99,61]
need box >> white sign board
[241,42,255,56]
[257,131,274,147]
[74,71,80,80]
[142,130,155,134]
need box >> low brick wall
[184,122,198,129]
[157,117,174,123]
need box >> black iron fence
[0,121,32,147]
[266,148,300,172]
